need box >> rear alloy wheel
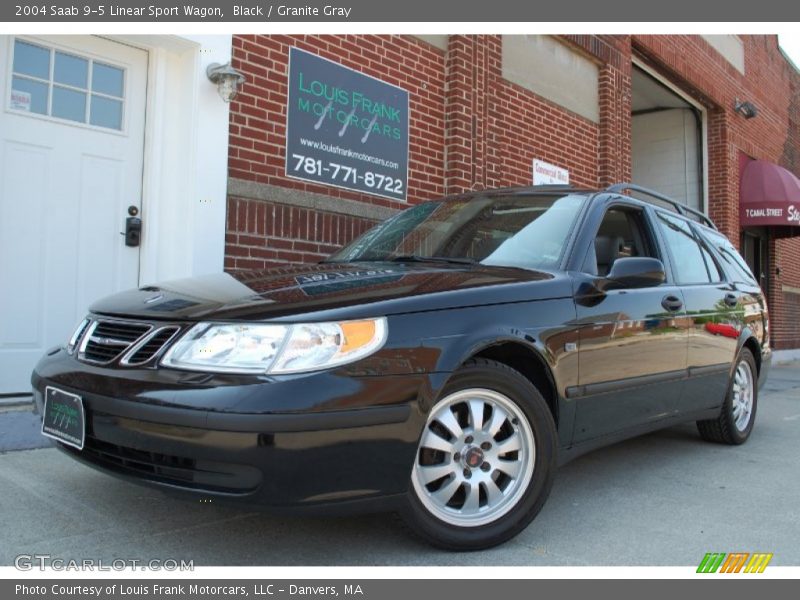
[697,348,758,445]
[403,358,557,550]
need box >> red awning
[740,160,800,227]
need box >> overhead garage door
[631,66,703,213]
[0,35,147,395]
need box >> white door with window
[0,35,147,395]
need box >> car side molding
[565,364,729,399]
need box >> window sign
[286,47,409,201]
[9,89,31,111]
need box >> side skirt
[556,407,722,467]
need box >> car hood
[89,262,572,322]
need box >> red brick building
[225,34,800,350]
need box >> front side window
[655,211,721,284]
[328,193,587,271]
[9,39,126,130]
[583,207,659,277]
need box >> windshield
[327,193,587,270]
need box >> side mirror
[606,257,665,289]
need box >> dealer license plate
[41,386,85,450]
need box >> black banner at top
[4,0,800,22]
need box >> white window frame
[5,36,129,136]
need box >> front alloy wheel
[403,358,557,550]
[412,388,535,527]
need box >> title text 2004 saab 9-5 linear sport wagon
[33,184,770,550]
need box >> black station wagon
[33,184,771,550]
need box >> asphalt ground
[1,364,798,566]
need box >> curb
[0,396,34,411]
[772,349,800,366]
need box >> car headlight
[160,318,387,374]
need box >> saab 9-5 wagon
[33,184,770,550]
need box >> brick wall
[226,34,447,270]
[226,34,630,271]
[226,33,800,348]
[772,69,800,349]
[225,197,376,269]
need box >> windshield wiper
[321,255,477,265]
[388,255,476,265]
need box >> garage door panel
[632,109,701,212]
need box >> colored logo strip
[697,552,773,573]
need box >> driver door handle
[661,294,683,312]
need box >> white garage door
[0,36,147,395]
[632,108,702,212]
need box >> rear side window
[699,228,759,286]
[655,211,722,284]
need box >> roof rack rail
[605,183,717,230]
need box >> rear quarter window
[698,228,759,286]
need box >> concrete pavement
[0,407,49,452]
[1,364,798,566]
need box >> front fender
[388,299,579,429]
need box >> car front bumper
[32,348,432,513]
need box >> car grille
[84,435,197,482]
[122,326,181,366]
[61,433,260,494]
[80,320,152,364]
[76,319,181,367]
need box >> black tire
[697,348,758,445]
[401,358,558,550]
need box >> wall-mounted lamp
[206,62,246,102]
[734,99,759,119]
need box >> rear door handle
[661,294,683,312]
[724,293,738,307]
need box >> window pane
[699,242,722,282]
[10,76,48,115]
[52,86,86,123]
[90,95,122,129]
[656,212,712,284]
[54,52,88,89]
[13,40,50,79]
[92,63,124,97]
[701,229,758,285]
